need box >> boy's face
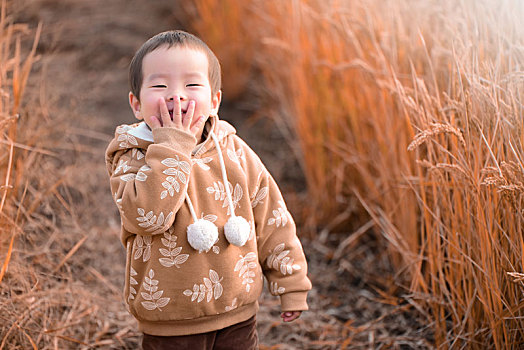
[129,46,221,138]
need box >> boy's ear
[211,90,222,116]
[129,92,143,120]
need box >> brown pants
[142,316,258,350]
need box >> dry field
[1,0,523,349]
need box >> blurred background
[1,0,523,348]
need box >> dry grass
[0,2,139,348]
[184,0,524,347]
[0,0,41,285]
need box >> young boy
[105,30,312,349]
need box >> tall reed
[185,0,524,347]
[0,0,40,283]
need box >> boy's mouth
[168,109,188,119]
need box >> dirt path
[13,0,432,348]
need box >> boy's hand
[280,311,302,322]
[145,96,205,137]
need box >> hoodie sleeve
[253,168,312,312]
[105,126,197,236]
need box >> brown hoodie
[105,115,312,336]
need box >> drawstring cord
[185,131,251,252]
[185,192,198,222]
[211,132,236,217]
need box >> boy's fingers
[146,115,162,129]
[159,98,172,126]
[189,115,205,135]
[183,100,195,129]
[281,311,301,322]
[172,95,182,126]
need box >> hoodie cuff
[280,292,309,312]
[152,128,197,155]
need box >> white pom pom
[187,219,218,252]
[224,216,251,247]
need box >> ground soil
[8,0,433,348]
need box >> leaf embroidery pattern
[183,270,223,303]
[234,252,257,292]
[250,171,264,196]
[201,213,218,223]
[251,186,268,208]
[136,208,173,234]
[116,125,138,148]
[120,174,136,182]
[267,200,291,227]
[132,148,145,160]
[227,148,245,164]
[225,298,238,312]
[207,181,243,214]
[129,266,138,301]
[270,281,285,295]
[113,192,123,211]
[267,243,302,276]
[136,165,151,182]
[206,181,229,201]
[141,269,170,311]
[114,160,131,175]
[133,235,152,262]
[222,183,243,215]
[160,156,190,199]
[159,229,189,268]
[192,157,213,171]
[250,171,268,209]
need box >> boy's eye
[186,83,202,87]
[152,85,167,88]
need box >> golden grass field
[180,0,524,347]
[1,0,523,348]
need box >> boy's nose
[168,93,187,101]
